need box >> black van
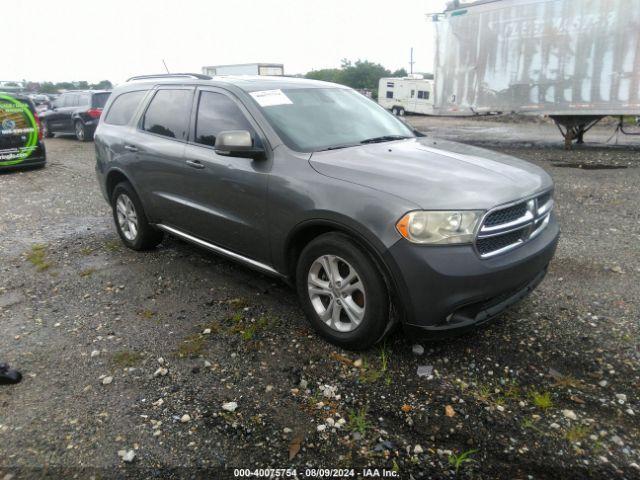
[0,92,46,171]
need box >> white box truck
[377,76,435,115]
[201,63,284,77]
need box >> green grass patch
[26,244,51,271]
[111,350,144,367]
[347,407,371,436]
[566,424,591,443]
[176,334,205,358]
[104,239,121,252]
[530,391,553,410]
[79,267,96,277]
[448,449,478,474]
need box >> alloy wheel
[307,255,366,332]
[116,193,138,241]
[75,122,84,141]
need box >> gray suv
[95,73,559,350]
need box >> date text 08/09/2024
[233,468,400,478]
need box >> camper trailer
[377,77,434,115]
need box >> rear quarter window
[104,91,147,126]
[92,92,111,108]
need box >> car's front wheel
[296,233,390,350]
[111,181,163,250]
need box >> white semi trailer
[377,76,435,115]
[432,0,640,147]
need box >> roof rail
[126,73,212,82]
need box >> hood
[309,137,553,210]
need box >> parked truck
[377,76,435,115]
[432,0,640,147]
[201,63,284,77]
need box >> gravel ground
[1,122,639,479]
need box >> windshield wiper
[360,135,411,145]
[317,143,359,151]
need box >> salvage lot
[1,119,639,479]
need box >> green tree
[305,59,407,96]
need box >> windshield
[253,87,414,152]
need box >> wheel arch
[105,168,133,201]
[284,218,403,321]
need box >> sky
[5,0,448,85]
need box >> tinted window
[195,91,255,147]
[92,92,111,108]
[142,89,192,140]
[386,91,393,99]
[105,91,146,126]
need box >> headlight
[396,210,484,244]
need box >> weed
[138,309,155,319]
[347,407,371,435]
[177,334,205,358]
[566,424,591,443]
[79,267,96,277]
[522,417,544,435]
[26,244,51,271]
[530,391,553,410]
[80,247,94,255]
[104,239,121,252]
[379,342,390,372]
[111,350,143,367]
[448,449,478,474]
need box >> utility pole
[409,48,415,75]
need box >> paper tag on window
[249,89,293,107]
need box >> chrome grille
[483,203,528,227]
[476,191,553,258]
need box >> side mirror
[214,130,265,159]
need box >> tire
[391,107,398,116]
[111,181,164,250]
[75,120,90,142]
[42,120,53,138]
[296,232,390,350]
[398,107,405,116]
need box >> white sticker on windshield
[249,89,293,107]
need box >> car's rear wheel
[296,233,389,350]
[111,181,163,250]
[42,120,53,138]
[75,120,90,142]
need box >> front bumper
[384,213,560,337]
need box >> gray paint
[434,0,640,116]
[95,75,558,330]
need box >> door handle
[185,159,205,169]
[123,144,139,152]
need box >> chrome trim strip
[479,239,525,258]
[477,222,530,239]
[156,224,281,276]
[537,199,554,216]
[529,213,550,240]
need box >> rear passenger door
[180,87,270,263]
[131,87,194,226]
